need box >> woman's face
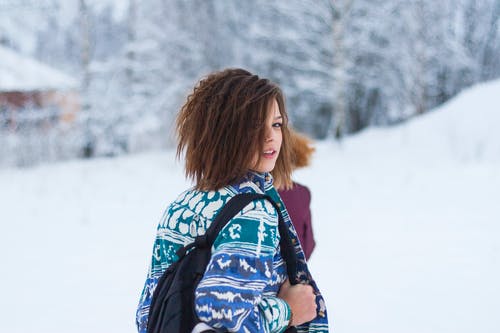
[251,99,283,173]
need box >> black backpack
[146,193,299,333]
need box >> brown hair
[289,130,315,169]
[273,129,315,190]
[176,68,293,191]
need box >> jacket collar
[246,170,273,192]
[230,170,273,193]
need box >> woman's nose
[265,127,273,142]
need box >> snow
[1,79,499,332]
[0,45,78,91]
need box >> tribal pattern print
[136,172,329,333]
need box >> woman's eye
[272,122,283,128]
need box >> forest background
[0,0,498,167]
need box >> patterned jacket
[136,172,329,333]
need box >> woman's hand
[277,279,317,326]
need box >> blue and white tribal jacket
[136,172,329,333]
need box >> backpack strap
[195,192,298,284]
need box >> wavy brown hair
[176,68,292,191]
[289,129,315,169]
[273,129,316,190]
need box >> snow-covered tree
[1,0,499,167]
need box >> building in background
[0,45,79,131]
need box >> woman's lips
[262,149,277,159]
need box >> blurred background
[1,0,498,167]
[1,1,499,333]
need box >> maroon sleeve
[279,182,316,260]
[301,185,315,260]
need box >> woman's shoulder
[166,181,278,224]
[169,187,235,219]
[279,181,311,199]
[292,182,311,194]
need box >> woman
[276,131,316,260]
[136,68,329,333]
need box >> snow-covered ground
[1,80,499,333]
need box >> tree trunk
[330,0,354,140]
[79,0,93,157]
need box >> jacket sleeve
[136,273,156,333]
[301,186,316,260]
[194,199,292,333]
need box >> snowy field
[1,80,499,333]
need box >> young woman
[136,68,329,333]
